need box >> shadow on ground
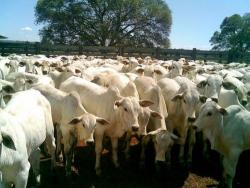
[27,139,250,188]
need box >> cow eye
[207,112,212,116]
[183,99,186,104]
[207,83,210,86]
[124,108,128,112]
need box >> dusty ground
[27,141,250,188]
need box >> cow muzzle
[132,125,139,132]
[242,100,247,106]
[187,117,196,123]
[211,98,218,103]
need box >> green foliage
[35,0,172,47]
[210,13,250,62]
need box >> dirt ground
[27,141,250,188]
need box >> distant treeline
[0,40,250,63]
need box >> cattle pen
[1,40,250,63]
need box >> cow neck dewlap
[208,115,224,152]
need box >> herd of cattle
[0,54,250,188]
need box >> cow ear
[154,69,162,75]
[171,93,183,101]
[19,62,26,67]
[55,67,64,72]
[26,79,33,84]
[218,108,228,116]
[170,133,179,141]
[139,100,154,107]
[68,117,82,125]
[3,94,12,103]
[96,117,110,126]
[197,80,207,88]
[150,110,162,119]
[5,63,10,68]
[199,95,207,103]
[114,99,123,107]
[34,62,40,66]
[222,82,237,90]
[2,132,16,150]
[136,68,144,74]
[2,85,15,93]
[75,69,81,74]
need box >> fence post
[35,42,40,54]
[78,45,83,55]
[192,48,197,60]
[219,52,222,63]
[25,42,29,55]
[155,47,160,59]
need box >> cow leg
[222,150,241,188]
[45,132,56,169]
[55,123,62,160]
[95,132,104,176]
[124,132,131,160]
[186,128,196,166]
[63,134,76,176]
[15,162,30,188]
[111,137,119,168]
[30,147,41,184]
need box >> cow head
[171,86,200,123]
[193,100,227,138]
[114,97,154,133]
[197,75,223,103]
[69,113,109,144]
[142,129,178,162]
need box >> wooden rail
[0,40,249,63]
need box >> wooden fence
[0,40,249,63]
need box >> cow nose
[132,126,139,132]
[86,141,94,146]
[192,125,197,130]
[43,70,48,74]
[242,100,247,106]
[188,117,196,123]
[211,98,218,103]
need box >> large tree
[210,13,250,62]
[35,0,172,47]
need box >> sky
[0,0,250,50]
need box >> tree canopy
[0,35,7,39]
[210,13,250,61]
[35,0,172,47]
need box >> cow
[91,72,139,98]
[194,100,250,188]
[32,84,109,175]
[158,77,200,165]
[0,89,56,188]
[59,76,153,175]
[134,76,168,131]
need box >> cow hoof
[35,175,41,185]
[114,162,120,168]
[95,168,102,176]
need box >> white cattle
[0,89,56,188]
[91,72,139,98]
[32,84,109,175]
[194,100,250,188]
[197,75,223,103]
[223,74,247,106]
[59,76,153,175]
[134,76,168,131]
[158,77,200,164]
